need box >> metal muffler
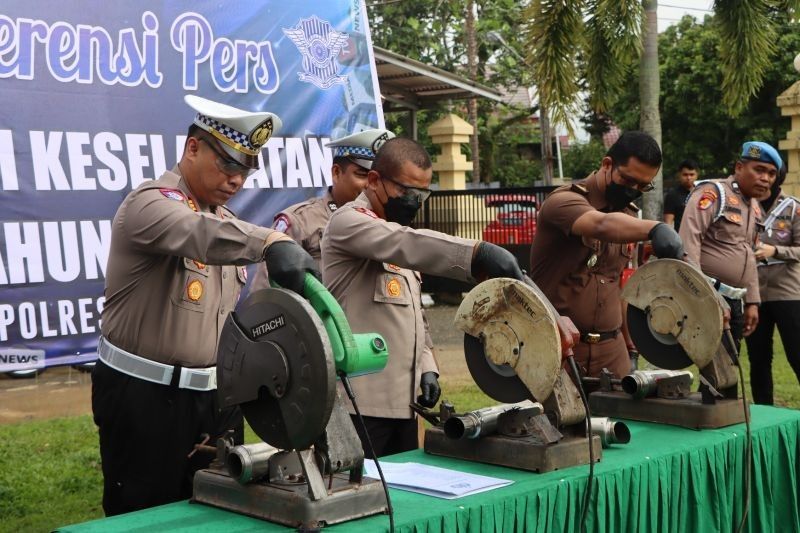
[443,401,542,440]
[590,417,631,447]
[226,442,279,483]
[621,370,694,399]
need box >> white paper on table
[363,460,513,499]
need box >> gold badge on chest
[187,279,204,301]
[387,277,402,298]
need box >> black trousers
[350,415,418,459]
[745,300,800,405]
[724,296,745,349]
[92,361,243,516]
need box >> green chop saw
[192,275,389,529]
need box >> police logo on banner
[283,16,349,90]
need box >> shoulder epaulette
[570,183,589,195]
[218,204,237,218]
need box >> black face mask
[384,194,422,225]
[605,180,642,211]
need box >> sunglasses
[199,138,254,177]
[613,166,655,192]
[381,174,433,202]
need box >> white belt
[706,276,747,300]
[98,336,217,391]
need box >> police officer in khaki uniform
[529,131,685,379]
[680,141,780,348]
[93,95,318,516]
[321,137,525,457]
[744,163,800,404]
[251,129,395,291]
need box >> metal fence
[413,186,557,293]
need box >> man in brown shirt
[93,95,318,516]
[251,129,394,291]
[746,163,800,404]
[322,137,524,457]
[530,131,685,379]
[680,141,780,348]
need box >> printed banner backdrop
[0,1,384,370]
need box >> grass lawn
[1,338,797,532]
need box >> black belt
[580,330,620,344]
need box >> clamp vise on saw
[192,274,391,529]
[589,258,747,429]
[415,277,611,473]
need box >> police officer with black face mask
[529,131,684,379]
[320,137,524,458]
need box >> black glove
[416,372,441,408]
[264,240,321,295]
[471,242,524,281]
[649,223,685,260]
[629,348,639,374]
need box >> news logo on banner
[0,349,46,372]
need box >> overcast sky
[658,0,714,32]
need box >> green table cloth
[59,405,800,532]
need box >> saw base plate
[589,391,746,429]
[423,427,601,473]
[192,467,387,528]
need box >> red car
[482,194,537,245]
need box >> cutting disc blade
[464,333,532,403]
[627,305,692,370]
[455,278,561,402]
[219,288,335,451]
[622,258,723,370]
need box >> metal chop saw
[417,277,602,472]
[589,258,746,429]
[192,275,390,528]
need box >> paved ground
[0,304,464,425]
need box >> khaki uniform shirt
[251,189,337,290]
[321,193,476,419]
[102,169,275,368]
[529,172,638,334]
[680,176,761,304]
[757,193,800,302]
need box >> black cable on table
[568,356,595,533]
[340,372,395,533]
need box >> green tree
[524,0,798,218]
[607,15,800,184]
[368,0,537,186]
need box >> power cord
[723,330,752,533]
[340,372,395,533]
[567,356,595,533]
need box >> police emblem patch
[273,215,291,233]
[283,16,349,90]
[698,192,716,210]
[729,213,742,223]
[248,118,273,149]
[160,189,185,202]
[187,279,204,301]
[193,260,206,270]
[354,207,378,219]
[372,132,391,154]
[748,144,762,159]
[387,277,402,297]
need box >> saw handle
[557,316,580,360]
[302,274,388,377]
[268,274,388,377]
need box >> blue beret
[740,141,783,170]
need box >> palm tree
[524,0,797,220]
